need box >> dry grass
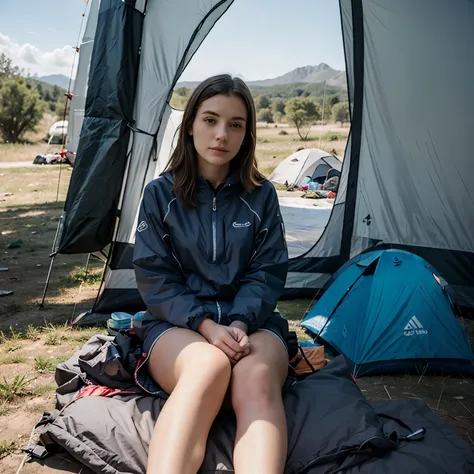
[0,166,103,334]
[0,165,71,205]
[0,143,62,163]
[255,124,348,176]
[0,113,61,163]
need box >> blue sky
[0,0,345,80]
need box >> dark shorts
[135,311,290,395]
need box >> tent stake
[39,254,56,309]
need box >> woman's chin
[201,155,233,167]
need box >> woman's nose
[215,125,228,142]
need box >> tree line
[0,53,67,143]
[172,85,350,140]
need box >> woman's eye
[204,117,215,124]
[231,123,243,128]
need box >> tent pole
[40,215,63,309]
[84,253,91,279]
[39,254,56,309]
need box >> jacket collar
[197,168,241,191]
[160,169,242,196]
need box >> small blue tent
[301,249,474,376]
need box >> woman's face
[190,94,247,172]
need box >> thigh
[147,327,227,394]
[233,330,288,387]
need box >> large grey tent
[54,0,474,323]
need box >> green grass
[44,332,63,346]
[0,440,18,460]
[307,131,347,142]
[0,375,35,402]
[25,325,41,341]
[71,270,102,285]
[69,326,106,343]
[6,326,22,340]
[278,299,312,321]
[33,356,56,372]
[5,342,21,353]
[34,355,69,372]
[0,355,27,364]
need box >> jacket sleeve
[133,185,214,330]
[227,184,289,332]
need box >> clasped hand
[198,319,250,364]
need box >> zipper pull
[212,197,216,211]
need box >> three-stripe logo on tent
[404,316,428,336]
[404,315,423,331]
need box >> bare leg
[146,328,231,474]
[231,331,288,474]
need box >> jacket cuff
[187,312,212,331]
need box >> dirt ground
[1,156,473,473]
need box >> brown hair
[163,74,265,206]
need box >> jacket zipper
[216,301,222,324]
[211,184,229,262]
[212,196,217,261]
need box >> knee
[183,345,231,392]
[231,363,281,412]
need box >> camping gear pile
[27,336,474,473]
[33,153,70,165]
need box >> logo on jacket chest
[137,221,148,232]
[232,221,251,228]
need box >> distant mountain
[177,63,346,89]
[248,63,345,87]
[37,74,72,90]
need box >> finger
[216,341,241,361]
[223,332,244,353]
[229,328,249,349]
[229,327,244,342]
[238,334,250,348]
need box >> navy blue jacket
[132,171,288,333]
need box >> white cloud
[0,32,19,57]
[18,43,41,65]
[0,31,75,77]
[44,45,75,69]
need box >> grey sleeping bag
[31,334,474,474]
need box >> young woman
[133,74,289,474]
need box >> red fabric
[76,385,134,398]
